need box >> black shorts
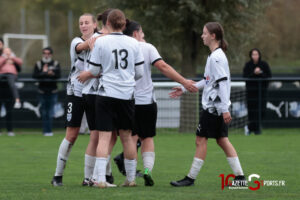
[83,94,97,131]
[133,103,157,138]
[65,95,85,127]
[95,96,134,131]
[196,110,228,138]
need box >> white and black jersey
[81,32,102,95]
[88,32,144,100]
[134,42,162,105]
[202,48,231,115]
[67,37,88,97]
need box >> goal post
[3,33,49,48]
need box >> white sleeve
[215,80,230,114]
[70,38,83,67]
[88,39,102,76]
[135,45,144,67]
[135,64,144,80]
[181,79,205,93]
[148,44,162,65]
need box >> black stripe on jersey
[88,60,102,67]
[75,42,83,54]
[77,56,84,61]
[212,77,228,89]
[215,77,228,83]
[151,58,162,65]
[135,61,144,66]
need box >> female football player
[169,22,245,187]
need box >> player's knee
[119,133,131,143]
[195,137,205,147]
[66,135,77,143]
[66,127,79,143]
[216,137,227,146]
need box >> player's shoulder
[93,30,104,37]
[139,41,156,50]
[122,34,140,45]
[71,36,84,45]
[210,48,227,62]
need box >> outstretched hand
[169,86,183,98]
[182,79,198,93]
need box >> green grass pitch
[0,128,299,200]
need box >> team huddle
[51,8,246,188]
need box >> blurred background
[0,0,300,133]
[0,0,299,76]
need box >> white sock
[96,157,107,183]
[187,157,204,179]
[106,155,112,176]
[55,138,72,176]
[142,152,155,172]
[124,159,137,182]
[92,161,98,182]
[227,157,244,176]
[84,154,96,179]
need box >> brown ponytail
[205,22,228,51]
[97,8,113,26]
[107,9,126,31]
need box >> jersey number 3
[112,49,128,69]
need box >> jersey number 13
[112,49,128,69]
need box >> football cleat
[106,174,114,184]
[143,168,154,186]
[231,175,247,187]
[97,182,117,188]
[113,153,126,176]
[121,180,137,187]
[234,175,246,181]
[82,178,90,186]
[51,176,63,186]
[170,176,195,187]
[88,178,97,187]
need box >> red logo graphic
[219,174,262,191]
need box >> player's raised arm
[154,59,197,93]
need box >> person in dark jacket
[33,47,61,136]
[243,48,272,135]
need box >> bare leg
[85,130,99,156]
[65,127,80,144]
[141,137,154,153]
[216,137,237,157]
[194,136,208,160]
[216,137,244,176]
[96,131,112,157]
